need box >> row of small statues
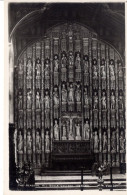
[17,129,125,154]
[93,130,125,152]
[17,88,124,110]
[54,120,90,140]
[18,57,123,78]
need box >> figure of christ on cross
[62,115,82,140]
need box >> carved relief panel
[15,23,125,168]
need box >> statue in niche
[120,131,125,151]
[61,52,67,68]
[53,87,59,106]
[45,131,50,152]
[111,131,116,151]
[62,123,67,140]
[75,123,81,140]
[45,59,50,77]
[18,112,23,129]
[17,131,23,153]
[18,60,24,75]
[36,131,41,165]
[120,112,124,128]
[84,87,88,95]
[93,92,98,109]
[27,90,32,109]
[27,59,32,76]
[54,55,59,72]
[84,120,90,140]
[119,67,123,78]
[62,83,67,102]
[119,94,123,109]
[93,110,98,128]
[36,113,41,129]
[103,132,108,151]
[27,112,31,129]
[75,83,81,102]
[18,91,23,109]
[84,62,89,73]
[111,92,115,109]
[36,58,41,76]
[68,83,74,102]
[93,65,98,78]
[36,91,41,109]
[54,120,59,140]
[68,118,74,140]
[101,66,106,78]
[101,92,106,109]
[36,131,41,151]
[26,131,32,151]
[93,65,98,89]
[69,52,74,67]
[45,109,50,128]
[93,131,99,152]
[83,55,89,73]
[18,76,23,89]
[102,111,107,129]
[109,61,115,89]
[75,52,81,69]
[44,90,50,109]
[111,111,116,128]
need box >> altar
[52,140,94,169]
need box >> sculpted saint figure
[69,52,74,66]
[93,131,99,151]
[36,59,41,76]
[75,84,81,102]
[36,131,41,151]
[101,66,106,78]
[53,87,59,106]
[111,131,116,151]
[54,55,59,72]
[36,91,41,109]
[75,123,81,136]
[101,92,106,109]
[75,53,81,69]
[18,91,23,109]
[93,92,98,109]
[45,131,50,152]
[84,121,90,139]
[17,131,23,152]
[27,91,32,109]
[45,59,50,76]
[120,131,125,151]
[26,131,32,150]
[44,91,50,109]
[119,94,123,109]
[61,53,67,68]
[62,83,67,102]
[103,132,108,151]
[62,124,67,139]
[93,66,98,78]
[111,92,115,109]
[54,120,59,140]
[27,59,32,76]
[68,83,74,102]
[19,60,23,75]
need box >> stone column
[9,39,14,124]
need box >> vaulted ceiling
[9,3,125,59]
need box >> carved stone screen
[14,23,125,169]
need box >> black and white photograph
[7,0,126,192]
